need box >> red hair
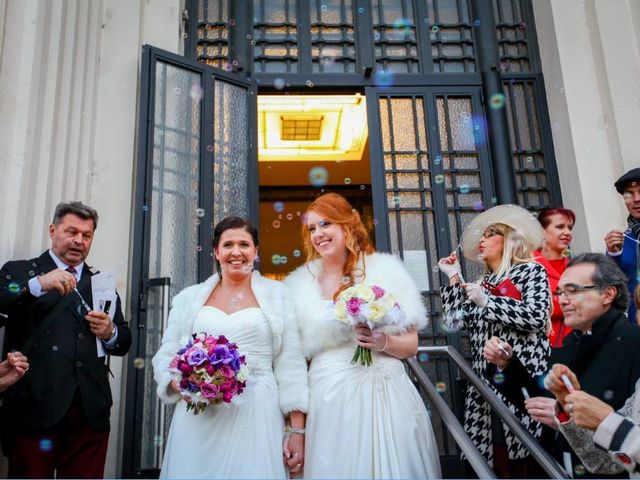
[537,208,576,229]
[302,193,375,299]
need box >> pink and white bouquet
[169,332,248,414]
[332,284,406,366]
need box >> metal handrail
[406,356,496,478]
[410,345,570,479]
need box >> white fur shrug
[151,272,309,415]
[284,252,428,359]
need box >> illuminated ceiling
[258,94,368,162]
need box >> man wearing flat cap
[605,167,640,322]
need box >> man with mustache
[0,201,131,478]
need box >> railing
[406,345,570,479]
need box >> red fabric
[6,394,109,479]
[533,250,572,348]
[487,278,522,300]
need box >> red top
[533,249,571,347]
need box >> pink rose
[346,297,364,315]
[200,383,220,400]
[222,392,233,403]
[372,285,385,299]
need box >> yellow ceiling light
[258,94,368,162]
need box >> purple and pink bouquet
[332,284,406,366]
[169,332,248,414]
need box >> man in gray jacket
[548,364,640,477]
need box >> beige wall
[0,0,182,476]
[533,0,640,253]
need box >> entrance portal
[257,94,373,279]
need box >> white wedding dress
[304,342,442,479]
[160,306,286,479]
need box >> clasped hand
[354,324,387,352]
[283,432,304,475]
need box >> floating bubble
[603,390,614,400]
[473,19,481,27]
[459,184,470,194]
[431,25,439,33]
[206,144,214,152]
[271,254,281,265]
[435,382,447,393]
[272,220,281,229]
[7,282,20,294]
[195,208,205,218]
[229,19,236,26]
[493,372,505,385]
[392,18,412,35]
[321,4,328,12]
[358,6,364,13]
[473,200,484,211]
[434,174,445,184]
[39,438,53,452]
[52,346,58,352]
[360,185,366,190]
[525,156,534,164]
[418,352,429,363]
[374,31,381,41]
[273,78,285,90]
[489,93,506,110]
[373,70,395,87]
[142,205,149,212]
[296,211,301,216]
[196,245,202,252]
[574,464,586,477]
[341,276,351,285]
[285,213,292,220]
[309,166,329,187]
[293,249,301,258]
[344,177,351,185]
[153,435,163,446]
[273,201,285,213]
[491,197,498,204]
[321,56,335,67]
[280,256,288,265]
[133,358,145,369]
[189,84,203,101]
[277,214,283,220]
[434,155,442,165]
[306,80,314,88]
[28,270,35,277]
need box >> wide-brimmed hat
[460,204,543,262]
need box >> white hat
[460,204,543,262]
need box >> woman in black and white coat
[438,204,551,477]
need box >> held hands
[483,336,512,369]
[85,310,115,341]
[462,283,488,308]
[354,325,387,352]
[544,364,581,407]
[564,391,614,431]
[0,351,29,392]
[437,253,462,280]
[283,433,304,475]
[37,268,77,295]
[525,396,558,429]
[605,229,625,253]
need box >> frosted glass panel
[213,79,250,224]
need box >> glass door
[122,46,255,478]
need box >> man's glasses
[554,284,600,299]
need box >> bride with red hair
[286,192,440,479]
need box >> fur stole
[284,252,428,359]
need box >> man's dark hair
[52,201,99,230]
[568,253,630,311]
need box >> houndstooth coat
[440,261,551,463]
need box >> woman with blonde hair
[285,192,440,479]
[438,204,551,477]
